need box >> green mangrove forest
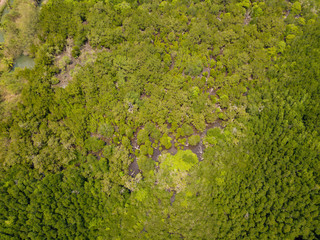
[0,0,319,239]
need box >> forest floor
[54,41,98,88]
[128,157,140,177]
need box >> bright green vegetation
[0,0,319,239]
[161,150,198,172]
[156,150,198,192]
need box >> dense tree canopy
[0,0,319,239]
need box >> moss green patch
[161,150,198,171]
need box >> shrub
[185,60,203,76]
[50,77,60,85]
[181,124,193,136]
[189,135,200,146]
[85,137,105,152]
[71,46,81,58]
[58,55,71,69]
[98,123,114,138]
[160,133,172,149]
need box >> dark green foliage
[0,166,126,239]
[71,46,81,58]
[201,22,320,239]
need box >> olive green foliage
[71,46,81,58]
[58,55,71,69]
[219,94,229,108]
[292,2,302,15]
[0,0,319,239]
[2,0,38,59]
[137,155,154,173]
[160,133,172,149]
[185,60,203,76]
[177,123,194,138]
[188,134,200,146]
[98,123,114,138]
[85,137,105,152]
[205,128,226,145]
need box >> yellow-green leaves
[161,150,197,172]
[160,133,172,149]
[291,2,302,15]
[156,150,198,192]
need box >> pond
[13,55,35,70]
